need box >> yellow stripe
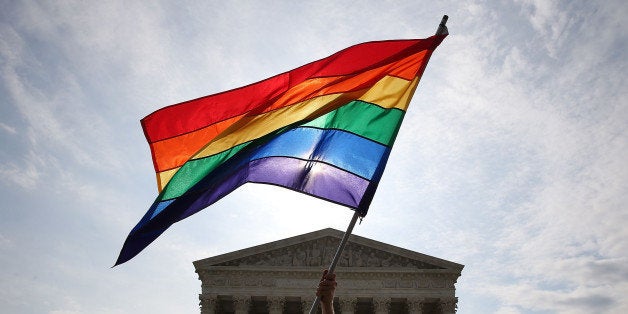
[359,76,419,111]
[157,168,178,192]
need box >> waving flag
[116,34,447,265]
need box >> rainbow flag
[116,34,447,265]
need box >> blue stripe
[248,127,387,180]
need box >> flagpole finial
[436,15,449,35]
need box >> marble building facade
[194,228,463,314]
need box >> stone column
[338,297,357,314]
[373,297,391,314]
[407,297,424,314]
[199,294,217,314]
[439,297,458,314]
[233,295,251,314]
[267,296,285,314]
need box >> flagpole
[308,211,360,314]
[436,15,449,36]
[307,15,448,314]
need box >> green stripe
[158,100,405,201]
[302,100,405,146]
[158,143,249,201]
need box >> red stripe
[141,36,444,143]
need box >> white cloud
[0,2,163,189]
[0,233,12,249]
[48,296,82,314]
[0,122,17,134]
[0,151,43,190]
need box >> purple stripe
[248,157,369,208]
[178,156,369,219]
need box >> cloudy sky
[1,1,626,313]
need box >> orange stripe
[150,115,241,172]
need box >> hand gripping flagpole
[307,15,448,314]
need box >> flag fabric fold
[116,34,447,265]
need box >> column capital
[439,297,458,314]
[372,296,391,314]
[338,297,358,314]
[267,296,285,314]
[407,297,425,314]
[199,294,217,314]
[301,296,314,314]
[233,295,251,313]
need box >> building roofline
[193,228,464,271]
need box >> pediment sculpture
[214,236,443,269]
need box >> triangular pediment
[194,228,463,272]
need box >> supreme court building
[194,228,463,314]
